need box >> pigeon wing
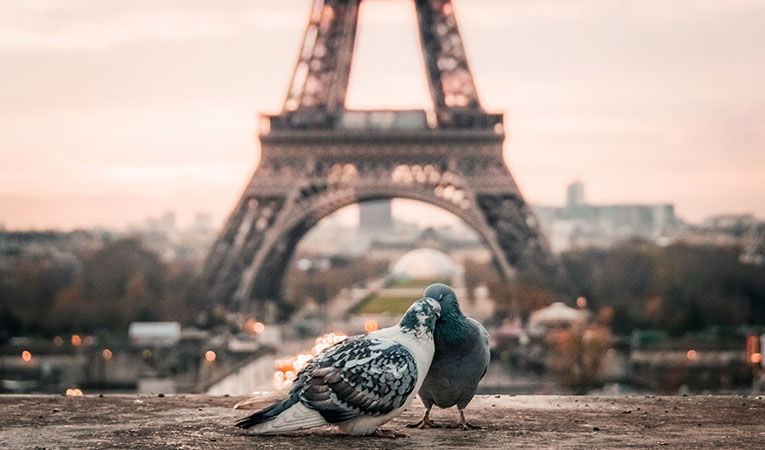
[469,318,491,380]
[296,336,417,423]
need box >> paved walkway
[2,394,764,448]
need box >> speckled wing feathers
[295,336,417,423]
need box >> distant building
[128,322,181,347]
[359,200,394,230]
[684,213,764,264]
[566,180,586,208]
[534,181,679,251]
[701,214,757,233]
[126,211,216,263]
[0,229,111,263]
[391,248,459,282]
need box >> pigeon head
[423,283,462,321]
[399,297,441,337]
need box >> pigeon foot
[458,409,482,430]
[460,422,482,430]
[406,418,441,429]
[373,428,407,439]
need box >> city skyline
[1,0,764,230]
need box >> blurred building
[359,200,394,231]
[390,248,460,282]
[0,229,112,271]
[127,211,217,264]
[298,207,490,265]
[534,181,680,251]
[682,213,765,264]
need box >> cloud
[0,0,304,49]
[456,0,765,27]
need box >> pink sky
[1,0,764,230]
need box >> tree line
[465,241,765,335]
[0,238,205,338]
[3,238,764,339]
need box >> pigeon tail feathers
[236,401,327,434]
[235,395,298,429]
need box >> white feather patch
[246,403,327,435]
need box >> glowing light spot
[751,353,762,364]
[686,350,698,361]
[21,350,32,362]
[205,350,217,362]
[102,349,113,360]
[71,335,82,346]
[576,297,587,309]
[244,319,266,334]
[66,388,84,397]
[312,332,347,355]
[365,319,378,333]
[272,332,348,390]
[53,336,63,347]
[292,353,313,371]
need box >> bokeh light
[273,332,348,390]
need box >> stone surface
[2,394,764,448]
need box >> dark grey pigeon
[408,283,490,430]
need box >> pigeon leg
[373,428,408,439]
[406,407,440,428]
[458,409,482,430]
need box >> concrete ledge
[1,394,764,448]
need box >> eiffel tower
[203,0,567,316]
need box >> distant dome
[391,248,458,281]
[528,302,589,328]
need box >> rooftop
[2,394,764,448]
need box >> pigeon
[408,283,490,430]
[235,297,441,438]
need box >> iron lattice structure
[204,0,567,315]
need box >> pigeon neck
[438,309,469,341]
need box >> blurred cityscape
[2,181,764,397]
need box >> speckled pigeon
[235,297,441,438]
[408,283,490,430]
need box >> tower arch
[203,1,570,315]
